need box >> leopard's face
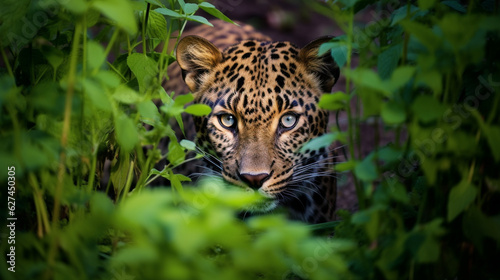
[177,36,338,211]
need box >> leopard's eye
[218,114,236,129]
[280,113,298,129]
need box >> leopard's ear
[176,35,222,92]
[299,36,340,93]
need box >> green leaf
[411,95,446,123]
[346,66,414,99]
[82,78,112,112]
[183,3,199,14]
[438,14,481,48]
[381,100,406,124]
[318,92,350,110]
[447,180,477,222]
[420,159,438,185]
[352,207,382,241]
[138,100,160,121]
[344,68,390,97]
[483,125,500,162]
[399,19,441,51]
[167,140,186,166]
[96,71,121,88]
[377,43,402,80]
[390,66,416,88]
[41,46,64,72]
[60,0,88,14]
[146,10,168,40]
[387,182,410,204]
[115,113,139,153]
[127,53,159,93]
[338,0,361,9]
[391,5,420,26]
[441,0,467,13]
[300,132,344,152]
[413,219,446,263]
[186,15,213,26]
[416,70,442,95]
[330,44,348,69]
[334,160,356,172]
[199,2,236,24]
[318,42,348,68]
[180,139,196,151]
[145,0,163,6]
[154,8,183,18]
[113,84,142,104]
[86,41,106,70]
[318,42,335,56]
[92,0,138,35]
[418,0,436,10]
[174,93,194,106]
[354,157,378,182]
[110,153,131,199]
[184,104,212,116]
[378,146,403,164]
[358,88,383,117]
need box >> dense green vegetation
[1,0,499,279]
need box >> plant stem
[467,131,480,183]
[45,21,82,280]
[136,140,159,191]
[344,7,365,209]
[486,88,499,124]
[401,1,411,65]
[120,160,135,203]
[1,47,14,77]
[159,22,173,81]
[92,28,120,76]
[87,144,98,192]
[142,3,151,55]
[443,73,451,103]
[127,33,132,56]
[29,173,51,236]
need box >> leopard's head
[176,35,339,211]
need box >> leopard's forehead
[198,40,320,124]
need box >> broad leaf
[354,157,378,182]
[186,15,213,26]
[447,180,477,222]
[115,113,139,153]
[127,53,159,93]
[147,10,168,40]
[300,132,344,152]
[154,8,183,18]
[318,92,350,110]
[92,0,137,35]
[381,100,406,124]
[199,2,236,24]
[185,104,211,116]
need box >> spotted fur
[171,20,339,223]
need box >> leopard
[165,20,340,223]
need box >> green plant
[1,0,499,279]
[304,0,500,278]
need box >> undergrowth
[0,0,499,279]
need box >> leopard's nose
[240,173,270,189]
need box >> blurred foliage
[0,0,499,279]
[305,0,500,278]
